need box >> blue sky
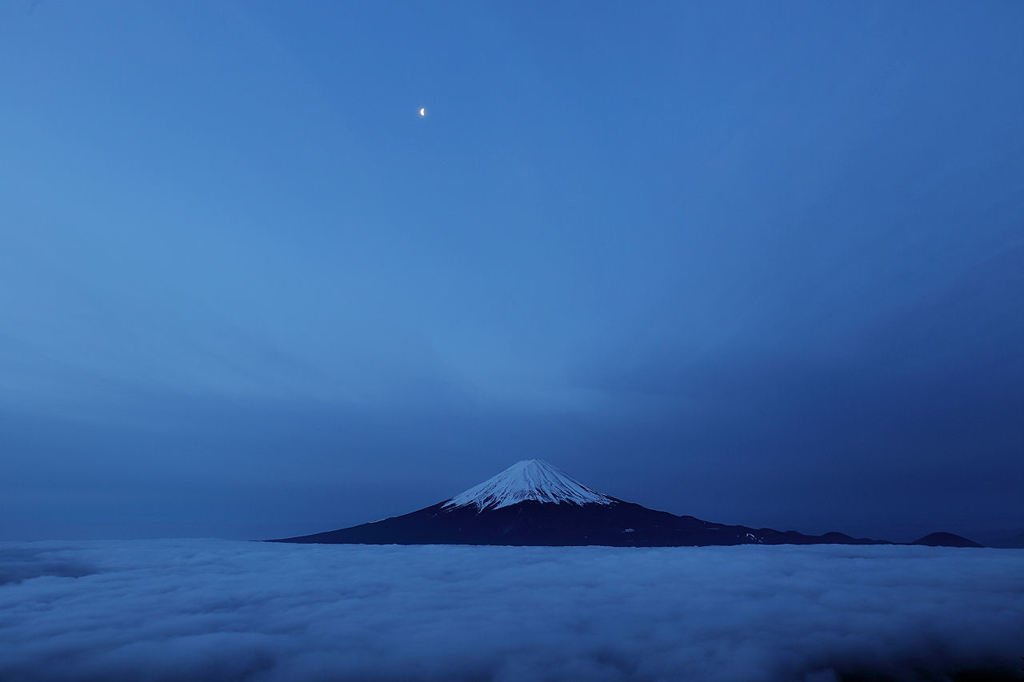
[1,1,1021,541]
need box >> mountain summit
[271,461,979,548]
[443,459,612,510]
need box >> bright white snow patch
[443,459,613,510]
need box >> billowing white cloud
[0,540,1022,681]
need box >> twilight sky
[1,1,1021,542]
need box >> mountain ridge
[271,460,980,548]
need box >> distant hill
[911,532,982,548]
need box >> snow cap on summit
[443,459,613,511]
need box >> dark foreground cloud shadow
[0,547,96,585]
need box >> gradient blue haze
[1,1,1021,541]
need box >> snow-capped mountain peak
[443,459,613,511]
[275,460,976,548]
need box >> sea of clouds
[0,540,1022,682]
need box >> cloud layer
[0,540,1022,682]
